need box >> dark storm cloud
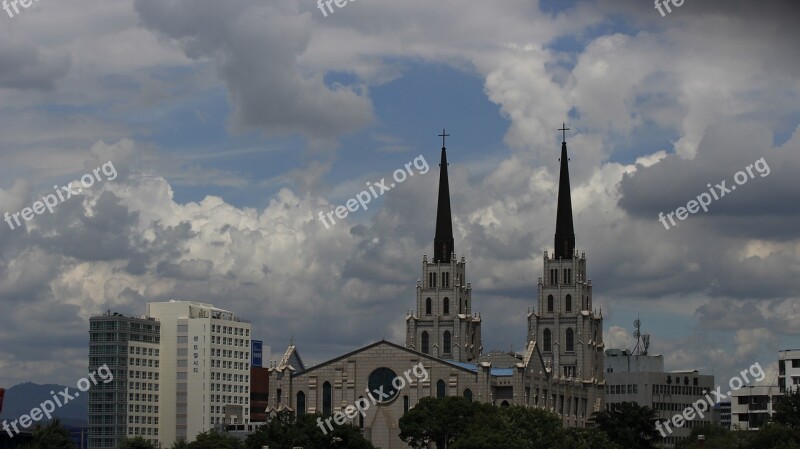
[0,40,70,90]
[618,122,800,240]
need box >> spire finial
[558,123,570,143]
[438,128,450,148]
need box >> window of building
[443,272,449,287]
[566,328,574,352]
[296,391,305,416]
[425,298,432,315]
[443,331,451,354]
[421,332,430,354]
[443,298,449,315]
[543,329,551,352]
[547,295,554,312]
[565,295,572,313]
[322,382,332,416]
[464,388,473,402]
[436,380,446,398]
[564,268,571,285]
[403,395,409,414]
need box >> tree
[399,396,479,448]
[774,388,800,430]
[119,436,159,449]
[188,429,243,449]
[170,440,190,449]
[244,410,376,449]
[591,402,662,449]
[17,419,76,449]
[558,427,622,449]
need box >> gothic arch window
[443,331,451,354]
[463,388,473,402]
[543,328,552,352]
[322,382,332,416]
[358,396,365,428]
[296,391,306,416]
[443,298,449,315]
[547,295,554,312]
[425,298,432,315]
[566,328,574,352]
[403,395,409,414]
[436,379,446,398]
[465,299,468,311]
[501,400,510,407]
[565,294,572,313]
[422,331,430,354]
[459,298,462,313]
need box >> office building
[778,349,800,394]
[88,312,161,449]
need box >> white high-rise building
[145,301,252,446]
[779,349,800,394]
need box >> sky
[0,0,799,388]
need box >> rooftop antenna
[631,315,650,356]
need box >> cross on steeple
[438,128,450,148]
[558,123,570,143]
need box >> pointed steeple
[554,124,575,259]
[434,129,454,263]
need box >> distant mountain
[0,383,87,426]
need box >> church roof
[448,361,514,377]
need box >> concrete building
[268,132,606,448]
[712,400,731,429]
[604,348,715,448]
[779,349,800,394]
[146,301,252,445]
[88,312,161,449]
[730,384,781,430]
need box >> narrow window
[566,328,574,352]
[403,395,409,414]
[322,382,332,416]
[464,388,473,402]
[547,295,554,312]
[296,391,305,416]
[565,294,572,313]
[543,329,551,352]
[422,332,430,354]
[436,380,446,398]
[425,298,432,315]
[443,331,451,354]
[443,298,449,315]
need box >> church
[266,130,606,448]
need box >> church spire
[433,129,454,263]
[554,123,575,259]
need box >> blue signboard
[251,340,263,367]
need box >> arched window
[543,329,551,352]
[566,328,574,352]
[443,331,451,354]
[501,400,510,407]
[425,298,432,315]
[422,331,430,354]
[463,388,473,402]
[459,298,462,313]
[436,380,446,398]
[547,295,554,312]
[465,299,468,311]
[322,382,332,416]
[443,298,449,315]
[296,391,306,416]
[403,395,409,414]
[565,294,572,313]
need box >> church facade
[267,132,606,448]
